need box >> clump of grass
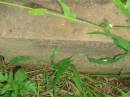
[0,51,130,97]
[0,56,37,97]
[27,48,130,97]
[0,49,130,97]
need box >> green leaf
[0,68,36,96]
[107,32,130,51]
[58,0,76,21]
[28,8,47,16]
[87,32,129,64]
[87,57,115,64]
[11,93,17,97]
[9,56,31,64]
[121,0,127,4]
[87,53,126,64]
[14,68,27,82]
[126,0,130,8]
[53,57,72,84]
[88,32,130,52]
[100,22,113,31]
[1,84,11,94]
[0,72,8,82]
[10,82,19,96]
[121,0,130,8]
[109,72,130,78]
[51,47,61,65]
[113,0,130,20]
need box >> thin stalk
[90,72,130,78]
[0,1,129,32]
[0,1,33,10]
[0,1,102,30]
[113,25,130,29]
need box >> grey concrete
[0,0,130,74]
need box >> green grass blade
[9,56,31,65]
[53,57,72,84]
[24,81,37,95]
[91,72,130,78]
[84,83,103,97]
[51,47,61,65]
[113,0,130,20]
[87,31,130,64]
[71,64,85,97]
[52,57,72,97]
[58,0,76,21]
[14,68,27,82]
[0,72,8,82]
[1,84,12,95]
[119,72,130,78]
[111,72,130,78]
[88,31,130,52]
[117,88,130,97]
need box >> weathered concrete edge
[0,37,130,74]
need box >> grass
[0,0,130,97]
[0,49,129,97]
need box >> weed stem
[0,1,129,32]
[0,1,102,30]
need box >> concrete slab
[0,0,130,74]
